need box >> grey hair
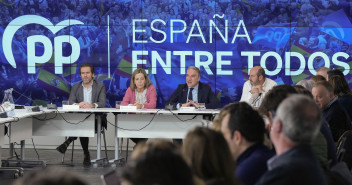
[276,94,322,144]
[296,79,314,92]
[187,66,200,77]
[316,67,331,73]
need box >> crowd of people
[11,62,352,185]
[2,0,352,184]
[112,65,352,185]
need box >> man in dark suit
[220,102,274,185]
[56,62,106,167]
[167,66,221,109]
[312,81,351,141]
[256,95,328,185]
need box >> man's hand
[250,85,263,95]
[255,84,264,93]
[249,87,260,94]
[182,100,199,108]
[189,100,199,108]
[133,102,143,109]
[181,101,193,107]
[78,102,94,108]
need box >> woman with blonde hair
[121,68,157,109]
[121,68,157,144]
[183,127,242,185]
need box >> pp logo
[3,15,84,74]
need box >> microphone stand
[47,97,59,109]
[252,93,262,107]
[0,104,7,118]
[165,84,187,110]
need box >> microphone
[47,97,59,109]
[0,104,7,118]
[252,92,262,107]
[9,88,41,112]
[165,84,187,110]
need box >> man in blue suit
[167,66,221,109]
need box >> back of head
[13,167,87,185]
[123,140,194,185]
[259,84,297,117]
[296,79,314,92]
[131,138,179,160]
[311,75,326,83]
[328,75,352,97]
[212,104,232,131]
[294,85,313,99]
[227,102,265,143]
[316,66,330,78]
[327,69,344,79]
[183,127,238,185]
[317,67,330,73]
[276,94,322,144]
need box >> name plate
[180,107,196,111]
[62,105,80,110]
[120,105,137,111]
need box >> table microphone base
[47,104,57,109]
[0,112,7,118]
[31,106,40,112]
[165,104,176,110]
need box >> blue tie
[188,88,194,101]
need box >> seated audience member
[212,104,232,131]
[221,102,274,185]
[312,81,352,142]
[261,85,337,167]
[296,79,314,92]
[120,139,194,185]
[294,85,336,168]
[316,66,331,79]
[167,66,221,109]
[327,69,344,80]
[121,68,157,144]
[328,75,352,120]
[256,95,328,185]
[311,75,326,83]
[13,167,87,185]
[293,85,313,98]
[240,66,277,107]
[183,127,242,185]
[258,85,297,130]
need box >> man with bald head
[240,66,277,107]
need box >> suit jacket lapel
[91,80,97,102]
[78,83,84,102]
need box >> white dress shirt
[240,78,277,107]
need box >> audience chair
[336,130,352,170]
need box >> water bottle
[2,88,15,116]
